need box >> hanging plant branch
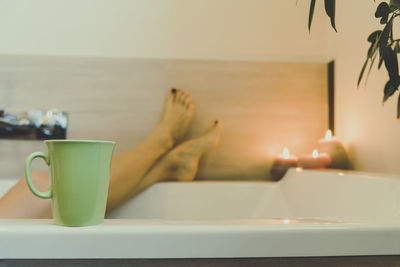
[306,0,400,119]
[358,1,400,118]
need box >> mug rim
[45,139,115,144]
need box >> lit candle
[270,148,298,181]
[319,130,342,147]
[318,130,349,169]
[298,149,331,169]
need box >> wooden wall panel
[0,55,327,180]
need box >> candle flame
[282,147,290,159]
[325,130,332,141]
[312,149,319,158]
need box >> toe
[170,88,178,101]
[185,93,192,107]
[173,88,181,101]
[182,94,190,107]
[206,119,222,133]
[188,103,195,114]
[178,89,186,103]
[184,99,191,109]
[215,119,223,129]
[181,92,192,108]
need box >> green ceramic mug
[24,140,115,226]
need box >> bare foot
[137,120,222,189]
[163,120,222,181]
[107,88,195,212]
[155,88,195,148]
[107,120,222,211]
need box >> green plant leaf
[376,2,390,17]
[383,46,399,80]
[368,30,382,43]
[375,2,390,24]
[358,58,369,86]
[390,0,400,9]
[398,93,400,118]
[359,31,381,86]
[395,41,400,53]
[308,0,316,31]
[381,14,389,24]
[383,79,399,102]
[365,52,379,85]
[379,18,392,47]
[367,31,381,58]
[378,18,393,68]
[324,0,337,32]
[379,57,384,69]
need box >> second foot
[160,120,223,182]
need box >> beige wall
[0,0,331,62]
[0,0,335,180]
[332,1,400,174]
[0,56,328,180]
[5,1,397,177]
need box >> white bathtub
[1,168,400,259]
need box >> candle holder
[318,130,350,170]
[270,148,298,181]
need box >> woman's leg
[0,171,52,218]
[0,120,221,218]
[126,120,222,198]
[107,88,195,210]
[0,88,195,218]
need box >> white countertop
[2,218,400,259]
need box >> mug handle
[24,152,52,199]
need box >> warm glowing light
[282,147,290,159]
[296,167,303,172]
[283,219,291,224]
[312,149,319,158]
[325,130,333,141]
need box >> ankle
[151,125,174,151]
